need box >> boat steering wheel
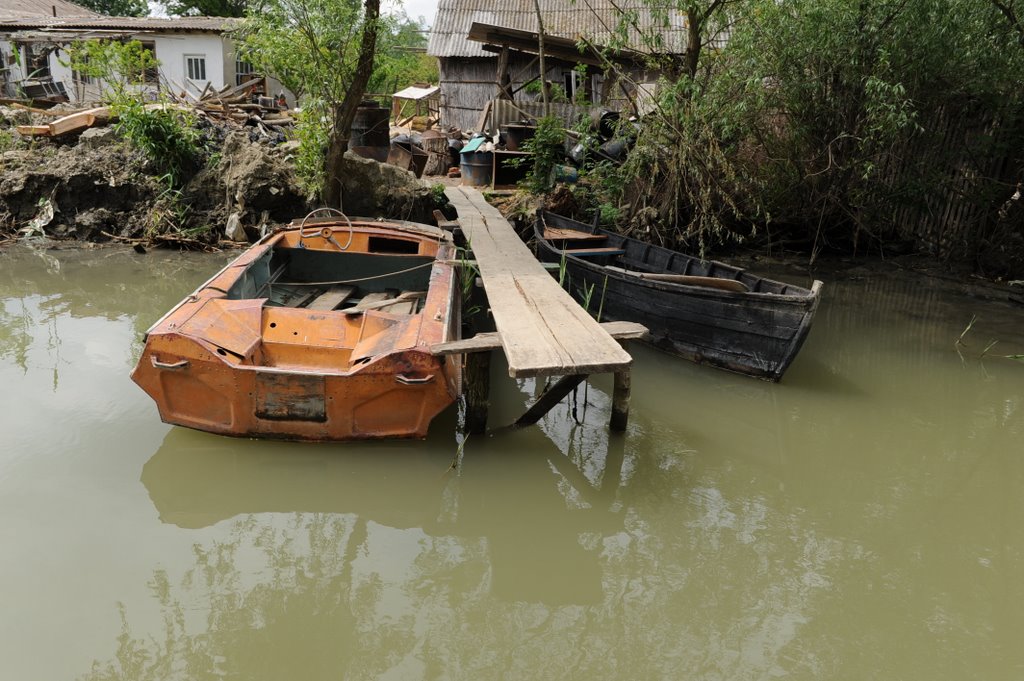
[297,207,354,251]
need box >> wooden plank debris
[352,292,392,310]
[561,246,626,256]
[340,291,426,314]
[15,124,50,136]
[431,321,648,355]
[48,107,112,137]
[16,106,111,137]
[306,285,355,311]
[14,79,294,141]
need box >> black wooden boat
[533,210,823,381]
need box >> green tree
[236,0,381,204]
[585,0,1024,256]
[65,39,159,101]
[712,0,1024,247]
[73,0,147,17]
[369,13,438,93]
[582,0,751,247]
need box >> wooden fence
[884,104,1019,259]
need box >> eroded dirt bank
[0,107,441,247]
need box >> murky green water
[1,245,1022,680]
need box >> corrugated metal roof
[427,0,688,58]
[0,0,99,20]
[0,15,239,31]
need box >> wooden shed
[426,0,689,132]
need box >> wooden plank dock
[444,186,632,378]
[442,186,644,432]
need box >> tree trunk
[685,4,702,80]
[532,0,549,116]
[323,0,381,209]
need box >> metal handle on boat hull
[151,356,189,371]
[396,373,435,385]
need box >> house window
[22,43,51,80]
[185,54,207,82]
[235,59,256,87]
[138,41,159,84]
[563,70,587,100]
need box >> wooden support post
[610,369,631,431]
[496,45,512,100]
[514,374,587,428]
[610,341,631,431]
[463,350,491,434]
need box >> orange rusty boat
[131,213,461,441]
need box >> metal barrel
[350,101,390,162]
[501,124,536,151]
[459,151,493,186]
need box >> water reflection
[82,420,632,679]
[3,247,1024,680]
[0,246,232,384]
[118,379,857,680]
[142,426,622,606]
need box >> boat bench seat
[561,247,626,257]
[543,227,606,242]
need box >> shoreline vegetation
[2,0,1024,288]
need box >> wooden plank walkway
[445,186,632,378]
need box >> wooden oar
[606,266,750,293]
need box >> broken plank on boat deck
[306,285,355,311]
[444,185,632,378]
[379,300,418,314]
[352,292,392,310]
[273,284,321,308]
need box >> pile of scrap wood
[186,80,294,136]
[12,79,294,141]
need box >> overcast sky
[152,0,441,25]
[387,0,440,25]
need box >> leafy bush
[520,116,565,195]
[66,40,201,188]
[587,0,1024,257]
[115,99,201,188]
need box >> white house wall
[0,31,296,105]
[151,33,226,97]
[5,32,229,103]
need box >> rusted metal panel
[254,373,327,422]
[179,298,264,361]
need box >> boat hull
[132,219,461,441]
[534,212,822,381]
